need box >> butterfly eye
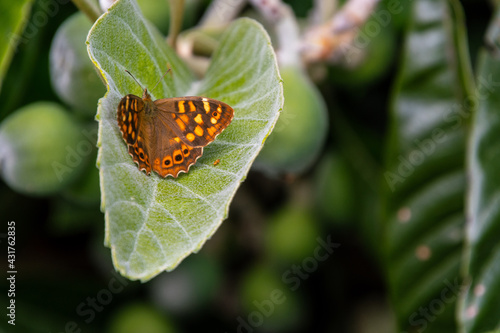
[212,111,218,117]
[183,148,189,155]
[175,154,183,162]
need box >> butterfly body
[117,87,233,178]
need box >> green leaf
[382,0,473,331]
[460,49,500,332]
[0,0,33,91]
[87,0,282,281]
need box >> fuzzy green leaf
[87,0,282,281]
[382,0,473,331]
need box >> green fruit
[256,65,328,175]
[108,303,177,333]
[0,102,88,196]
[240,265,303,332]
[266,205,320,264]
[49,12,106,117]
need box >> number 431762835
[7,221,15,270]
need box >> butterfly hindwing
[129,117,153,175]
[149,122,203,178]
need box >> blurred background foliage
[0,0,498,332]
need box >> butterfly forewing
[117,94,144,145]
[154,97,234,148]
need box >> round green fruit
[265,205,320,264]
[240,264,303,332]
[50,12,106,117]
[0,102,88,196]
[108,303,177,333]
[255,66,328,175]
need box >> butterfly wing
[154,97,234,148]
[118,93,233,178]
[118,94,153,174]
[150,121,203,178]
[128,123,153,175]
[117,94,143,145]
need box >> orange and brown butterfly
[117,69,234,178]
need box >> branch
[72,0,102,22]
[301,0,380,64]
[248,0,301,67]
[167,0,185,49]
[199,0,246,28]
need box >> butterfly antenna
[125,70,144,91]
[151,68,172,93]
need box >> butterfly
[117,69,234,178]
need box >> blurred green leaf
[461,49,500,332]
[87,0,282,281]
[136,0,170,34]
[0,0,33,92]
[382,0,473,331]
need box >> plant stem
[199,0,246,27]
[71,0,102,22]
[167,0,185,49]
[248,0,301,67]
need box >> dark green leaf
[382,0,473,331]
[460,48,500,333]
